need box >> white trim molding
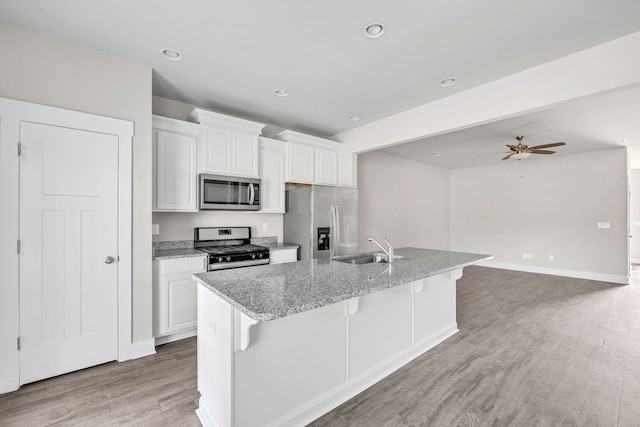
[0,96,134,393]
[480,260,629,285]
[130,339,157,360]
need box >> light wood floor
[2,265,639,426]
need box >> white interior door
[19,121,119,385]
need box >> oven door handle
[248,183,255,205]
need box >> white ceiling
[1,0,640,140]
[380,85,640,169]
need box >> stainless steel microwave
[199,174,260,211]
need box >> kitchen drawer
[270,248,298,264]
[158,256,207,274]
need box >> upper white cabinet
[152,116,199,212]
[259,137,286,213]
[315,146,339,185]
[189,108,265,178]
[276,130,355,187]
[287,141,315,184]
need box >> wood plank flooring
[0,337,200,426]
[311,266,640,427]
[1,265,639,426]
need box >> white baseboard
[479,260,629,285]
[130,338,156,359]
[155,328,197,346]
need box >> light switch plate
[152,224,159,235]
[597,222,610,229]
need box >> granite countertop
[194,247,492,322]
[261,242,299,251]
[152,238,298,260]
[154,248,206,260]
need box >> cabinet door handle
[105,256,116,264]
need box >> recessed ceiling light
[274,89,289,97]
[429,152,443,157]
[161,49,182,61]
[440,77,456,87]
[363,23,385,39]
[349,115,361,121]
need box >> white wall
[357,151,450,251]
[0,22,153,345]
[630,169,640,263]
[153,212,284,242]
[451,148,629,281]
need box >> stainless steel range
[194,227,270,271]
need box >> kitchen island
[193,248,491,427]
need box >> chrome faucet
[367,236,395,263]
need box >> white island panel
[234,302,346,426]
[349,282,413,379]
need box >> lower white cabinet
[153,256,207,344]
[269,248,298,264]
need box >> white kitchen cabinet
[153,256,207,344]
[189,108,265,178]
[315,146,339,185]
[287,141,315,184]
[200,125,259,177]
[259,137,286,213]
[277,130,341,186]
[269,248,298,264]
[152,116,199,212]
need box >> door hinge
[17,337,21,351]
[18,142,22,156]
[17,240,21,254]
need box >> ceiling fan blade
[529,149,555,155]
[506,144,519,149]
[502,153,515,161]
[529,142,566,150]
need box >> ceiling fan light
[512,152,531,160]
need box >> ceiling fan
[502,136,566,161]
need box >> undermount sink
[335,254,376,264]
[334,253,400,264]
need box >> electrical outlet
[597,222,610,229]
[262,223,269,232]
[528,253,533,260]
[548,255,554,261]
[152,224,159,235]
[523,252,528,260]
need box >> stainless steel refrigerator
[284,185,358,260]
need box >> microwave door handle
[249,183,255,205]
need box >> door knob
[105,256,116,264]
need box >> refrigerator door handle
[330,205,340,258]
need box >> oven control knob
[226,256,231,262]
[217,256,223,262]
[258,253,264,258]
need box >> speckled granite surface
[153,240,194,250]
[154,248,206,260]
[153,239,298,260]
[261,242,299,251]
[194,247,491,322]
